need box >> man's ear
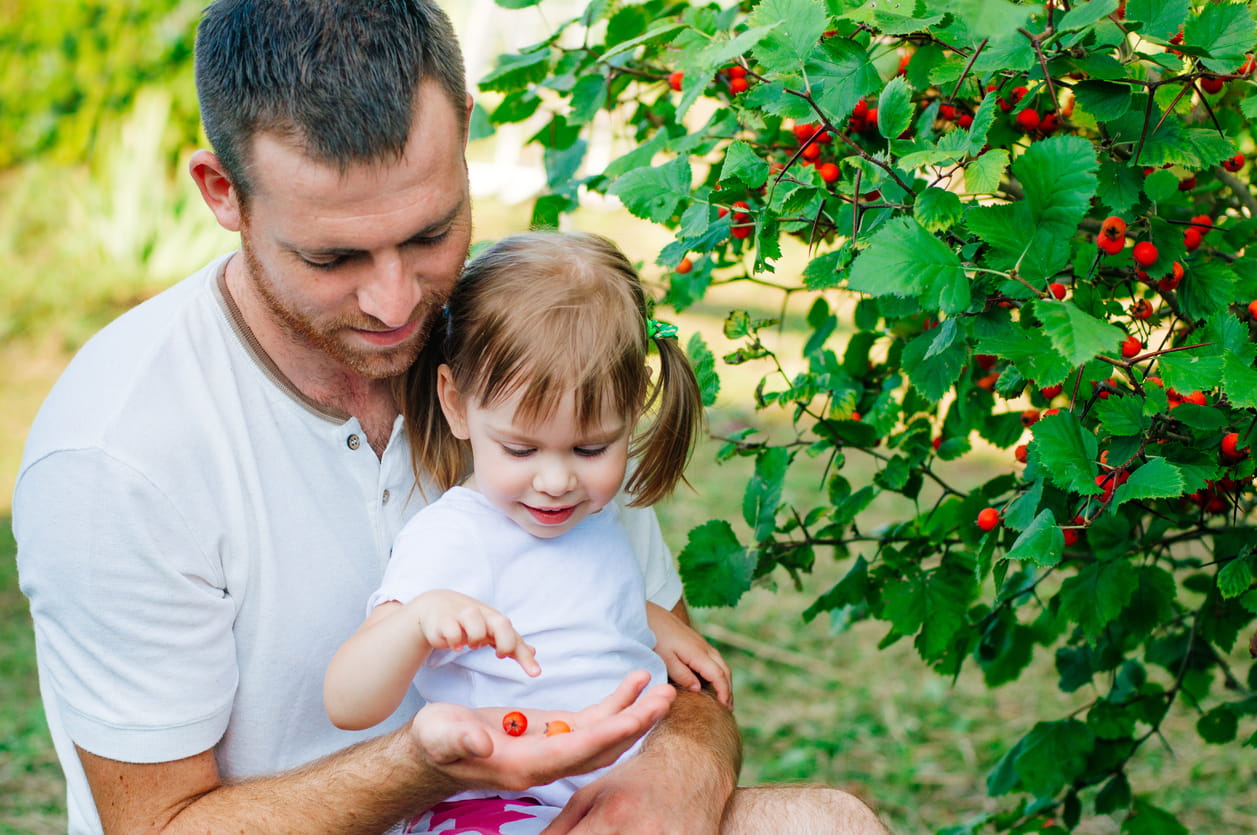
[463,93,474,150]
[437,365,471,440]
[188,149,243,232]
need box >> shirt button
[346,434,361,450]
[382,489,391,505]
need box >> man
[14,1,889,832]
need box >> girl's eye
[575,446,607,458]
[503,446,534,458]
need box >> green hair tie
[646,319,678,341]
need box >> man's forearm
[83,725,462,834]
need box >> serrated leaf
[1018,135,1100,240]
[686,333,719,407]
[1123,798,1190,835]
[1218,555,1255,600]
[1059,0,1120,31]
[480,48,551,92]
[1222,354,1257,410]
[600,21,687,60]
[976,328,1074,385]
[1158,350,1224,393]
[1029,410,1101,495]
[748,0,826,71]
[803,556,870,621]
[743,446,788,541]
[1074,80,1134,122]
[1059,558,1139,639]
[1003,509,1064,567]
[1126,0,1190,42]
[945,0,1033,43]
[965,149,1010,193]
[1096,773,1132,815]
[1095,395,1147,437]
[1088,699,1138,740]
[967,93,999,153]
[607,157,692,223]
[915,187,964,232]
[1013,719,1095,798]
[882,564,975,660]
[1113,458,1184,506]
[847,217,971,313]
[878,75,914,141]
[719,140,769,189]
[807,38,884,126]
[1032,299,1126,366]
[902,324,969,402]
[1185,1,1257,74]
[678,520,755,607]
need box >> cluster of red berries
[667,64,750,95]
[791,122,840,183]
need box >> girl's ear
[437,365,471,440]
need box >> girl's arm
[646,601,733,708]
[324,590,540,730]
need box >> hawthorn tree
[481,0,1257,830]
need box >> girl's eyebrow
[490,419,628,446]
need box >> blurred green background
[1,3,1253,833]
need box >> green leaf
[1059,0,1120,31]
[1018,135,1101,241]
[882,563,976,660]
[1088,699,1138,740]
[1112,458,1185,506]
[915,187,964,232]
[678,520,755,607]
[1013,719,1095,798]
[600,21,687,60]
[1095,395,1147,437]
[1197,705,1239,744]
[878,75,914,141]
[944,0,1034,43]
[847,217,971,314]
[1029,410,1101,496]
[1032,299,1126,367]
[743,446,788,541]
[1096,773,1132,815]
[1222,354,1257,410]
[480,48,551,93]
[1185,1,1257,73]
[1074,80,1134,122]
[1126,0,1190,42]
[807,37,883,126]
[1218,554,1255,600]
[902,322,969,403]
[748,0,826,72]
[1003,510,1064,567]
[1122,798,1189,835]
[1059,558,1139,639]
[686,333,720,408]
[719,140,769,189]
[607,157,692,223]
[965,149,1010,193]
[804,556,870,621]
[976,328,1074,385]
[1158,350,1224,393]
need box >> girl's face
[437,366,632,538]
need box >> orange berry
[1015,444,1029,463]
[676,257,693,274]
[545,720,572,736]
[1048,282,1067,300]
[1130,299,1153,320]
[1021,408,1041,428]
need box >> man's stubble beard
[240,232,449,381]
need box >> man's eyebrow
[287,204,463,258]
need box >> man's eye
[301,256,346,271]
[575,446,607,457]
[409,229,452,247]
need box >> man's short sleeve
[15,450,238,763]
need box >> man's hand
[410,670,675,793]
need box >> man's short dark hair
[195,0,467,201]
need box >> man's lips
[525,505,576,525]
[354,320,419,347]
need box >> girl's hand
[412,589,541,677]
[645,602,733,708]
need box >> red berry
[1248,299,1257,319]
[976,354,998,371]
[815,130,832,144]
[1015,444,1029,463]
[503,711,528,736]
[731,223,753,240]
[818,162,840,183]
[801,142,822,161]
[1200,76,1225,95]
[1039,112,1060,133]
[1043,407,1061,417]
[1178,175,1197,191]
[1063,527,1080,546]
[1012,86,1029,103]
[1100,216,1127,239]
[1130,299,1154,320]
[1183,226,1204,251]
[1021,408,1041,428]
[1223,153,1245,173]
[1184,390,1207,406]
[1098,235,1125,255]
[977,507,1002,532]
[793,123,819,143]
[1015,108,1041,131]
[932,435,943,451]
[668,71,684,92]
[1120,335,1143,358]
[1041,384,1063,399]
[939,103,957,121]
[725,65,747,79]
[1221,432,1248,463]
[1132,241,1158,267]
[729,76,749,94]
[853,99,869,119]
[958,114,974,129]
[676,257,693,275]
[1048,282,1067,300]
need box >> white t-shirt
[12,254,683,834]
[372,486,669,807]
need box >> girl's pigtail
[396,313,467,498]
[626,331,704,507]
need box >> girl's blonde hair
[399,231,703,507]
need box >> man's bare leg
[721,784,892,834]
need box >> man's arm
[80,671,675,833]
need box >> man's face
[235,82,472,380]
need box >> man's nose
[357,250,421,328]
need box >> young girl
[324,231,732,834]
